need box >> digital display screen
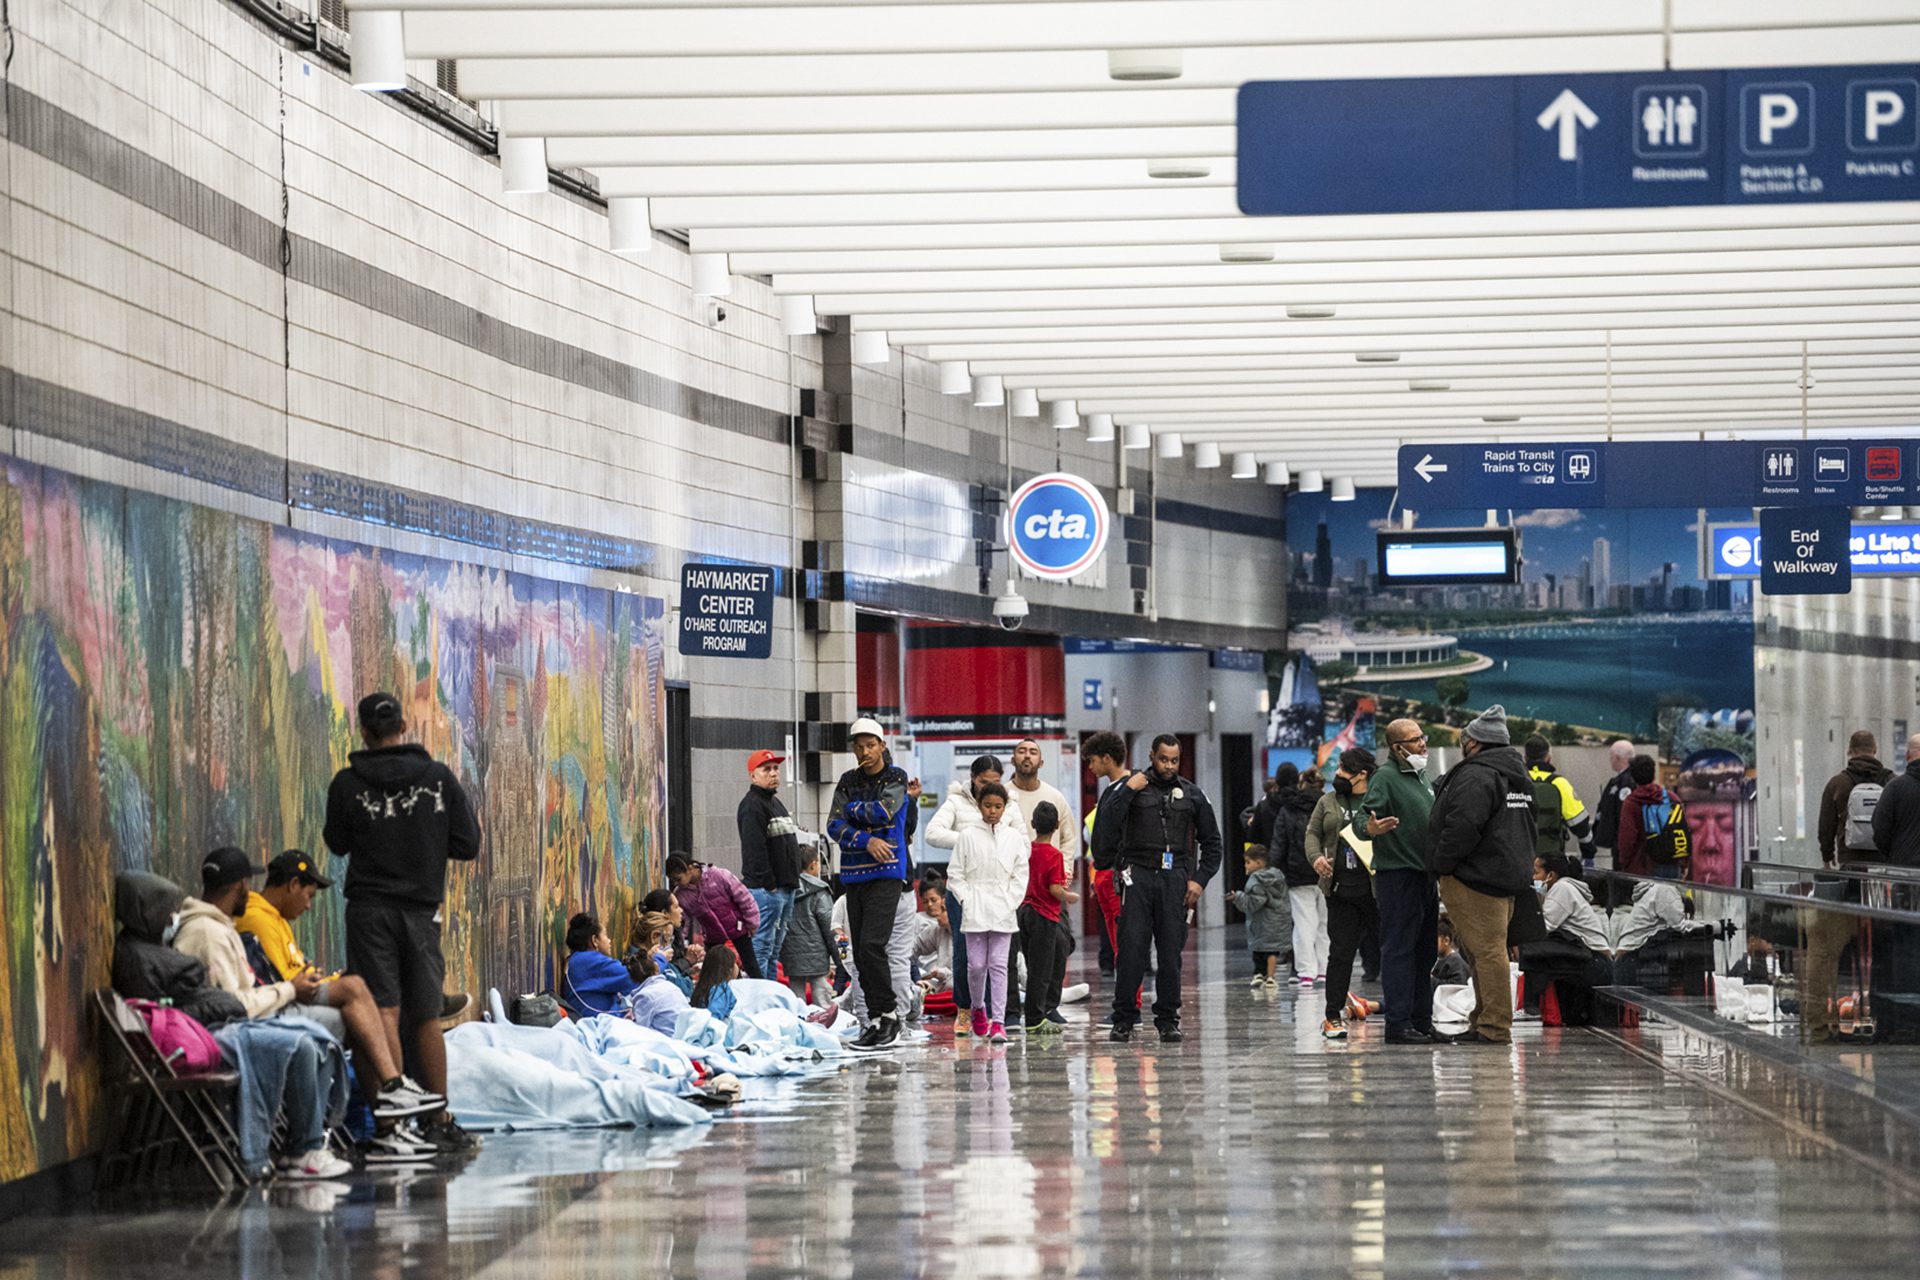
[1376,528,1521,586]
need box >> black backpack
[1531,770,1570,856]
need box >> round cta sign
[1006,472,1110,581]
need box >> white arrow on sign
[1414,453,1448,483]
[1536,88,1599,161]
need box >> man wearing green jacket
[1363,718,1439,1044]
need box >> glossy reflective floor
[8,930,1920,1279]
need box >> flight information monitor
[1376,528,1522,587]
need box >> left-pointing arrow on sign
[1536,88,1599,162]
[1414,454,1449,483]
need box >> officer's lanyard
[1338,800,1366,868]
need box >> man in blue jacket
[828,718,915,1052]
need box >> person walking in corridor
[827,718,916,1052]
[1364,719,1439,1044]
[738,748,801,980]
[1425,705,1535,1046]
[1271,768,1326,988]
[1093,734,1224,1044]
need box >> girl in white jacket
[926,757,1029,1035]
[947,780,1030,1043]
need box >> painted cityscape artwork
[0,456,666,1182]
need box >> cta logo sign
[1006,472,1110,581]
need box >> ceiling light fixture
[1482,414,1521,424]
[1331,477,1357,502]
[1010,388,1040,418]
[350,11,407,91]
[850,329,890,366]
[1220,244,1276,263]
[1286,305,1336,319]
[1157,432,1184,460]
[939,361,971,397]
[1264,461,1292,486]
[1356,352,1401,363]
[1147,159,1211,179]
[607,198,652,255]
[972,375,1005,408]
[1049,399,1079,430]
[1086,414,1116,443]
[1108,48,1184,81]
[691,252,732,298]
[1231,452,1258,479]
[1409,379,1451,392]
[1123,423,1151,451]
[1297,470,1325,494]
[499,137,549,195]
[778,294,817,337]
[1194,443,1222,469]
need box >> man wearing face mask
[1362,719,1440,1045]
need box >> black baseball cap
[266,849,333,890]
[357,691,405,735]
[201,846,265,892]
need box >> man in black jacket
[1092,733,1224,1044]
[738,748,802,978]
[324,691,481,1152]
[1873,734,1920,866]
[1426,705,1534,1046]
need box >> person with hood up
[781,845,838,1005]
[738,748,802,979]
[928,753,1030,1035]
[324,690,481,1154]
[666,853,762,979]
[1270,767,1324,987]
[826,717,920,1052]
[1425,704,1536,1046]
[1516,853,1614,1025]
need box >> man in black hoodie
[324,691,481,1151]
[1426,705,1534,1046]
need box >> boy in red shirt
[1019,802,1080,1032]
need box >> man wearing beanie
[1425,705,1536,1045]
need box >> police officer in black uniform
[1092,733,1225,1042]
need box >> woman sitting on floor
[562,911,641,1019]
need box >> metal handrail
[1745,858,1920,886]
[1585,867,1920,927]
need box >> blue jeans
[749,888,795,977]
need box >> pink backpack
[128,999,223,1074]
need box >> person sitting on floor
[626,949,692,1035]
[636,910,696,996]
[1431,916,1472,991]
[234,848,445,1125]
[562,911,642,1018]
[913,882,954,993]
[1611,878,1687,988]
[1516,853,1615,1025]
[690,946,742,1022]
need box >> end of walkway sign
[1759,507,1852,595]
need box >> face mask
[1405,752,1429,773]
[1332,776,1354,798]
[1533,879,1547,894]
[161,912,184,946]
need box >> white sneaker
[279,1147,354,1180]
[374,1075,447,1120]
[1250,974,1266,989]
[1263,976,1280,989]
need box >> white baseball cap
[848,717,886,743]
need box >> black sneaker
[360,1125,439,1165]
[872,1015,901,1049]
[425,1114,481,1155]
[848,1016,898,1054]
[1045,1010,1068,1026]
[1108,1023,1134,1043]
[1158,1026,1184,1044]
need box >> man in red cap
[739,748,802,978]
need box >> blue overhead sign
[1398,439,1920,510]
[1238,64,1920,215]
[1759,507,1853,595]
[1708,521,1920,578]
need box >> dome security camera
[705,300,728,326]
[992,588,1029,630]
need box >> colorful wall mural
[0,456,667,1183]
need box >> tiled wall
[1,0,1287,882]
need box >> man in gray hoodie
[1426,705,1535,1045]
